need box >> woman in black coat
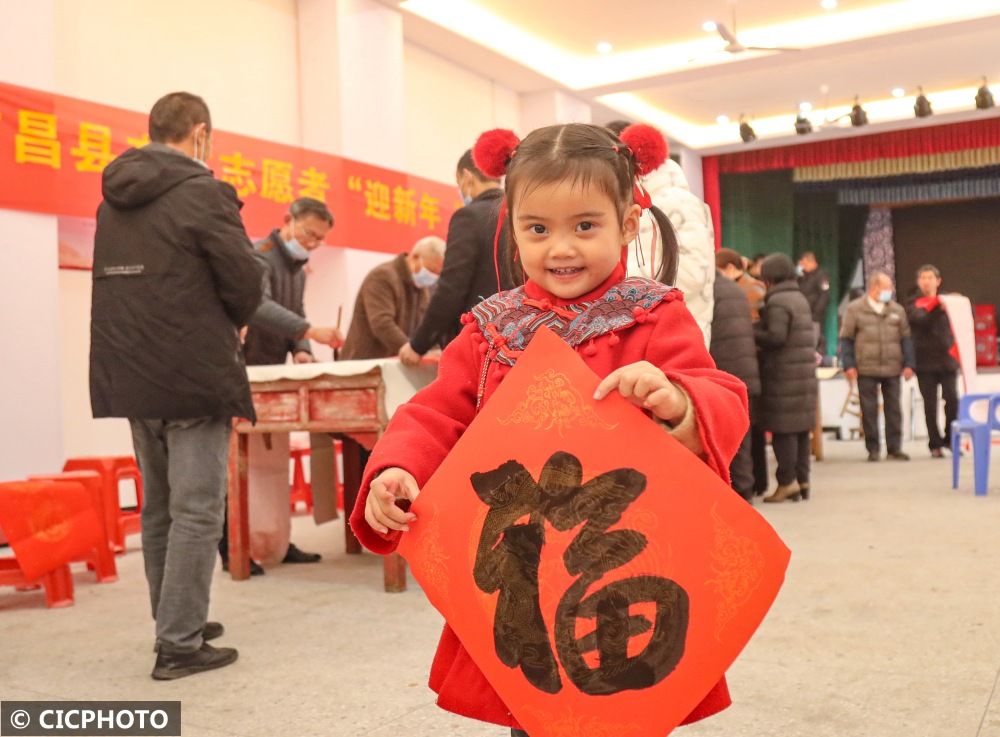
[754,254,819,502]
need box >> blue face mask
[283,236,310,262]
[412,267,439,289]
[878,289,893,303]
[457,186,473,206]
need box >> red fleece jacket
[350,275,749,730]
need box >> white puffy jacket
[626,159,715,346]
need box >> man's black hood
[101,144,210,210]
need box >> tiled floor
[2,439,999,737]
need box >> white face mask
[283,234,310,262]
[412,267,439,288]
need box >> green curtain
[720,171,795,258]
[793,191,840,354]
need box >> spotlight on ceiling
[820,0,838,9]
[892,87,906,98]
[976,77,995,109]
[795,113,813,135]
[799,101,813,113]
[596,41,613,54]
[739,115,757,143]
[914,86,933,117]
[850,96,868,127]
[716,114,730,125]
[702,20,718,33]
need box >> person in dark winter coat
[398,149,516,365]
[755,254,818,503]
[90,92,262,679]
[710,269,761,501]
[243,197,343,366]
[907,264,957,458]
[224,198,342,574]
[797,251,831,354]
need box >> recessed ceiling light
[596,41,613,54]
[799,101,813,113]
[716,114,730,125]
[821,0,838,10]
[892,87,906,98]
[702,21,718,33]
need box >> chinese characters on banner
[0,81,460,268]
[398,327,790,737]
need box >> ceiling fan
[703,5,801,56]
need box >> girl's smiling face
[513,179,640,299]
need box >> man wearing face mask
[221,197,342,574]
[341,236,445,361]
[840,271,916,462]
[797,251,831,355]
[91,92,263,678]
[242,197,343,366]
[398,149,513,366]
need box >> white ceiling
[389,0,1000,150]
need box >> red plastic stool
[290,447,313,513]
[63,456,143,553]
[29,471,118,583]
[0,480,105,608]
[333,440,345,511]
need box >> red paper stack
[974,304,997,367]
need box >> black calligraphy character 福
[471,451,689,697]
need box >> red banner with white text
[0,81,460,268]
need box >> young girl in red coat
[351,122,749,735]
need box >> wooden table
[227,360,436,591]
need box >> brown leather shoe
[764,483,800,503]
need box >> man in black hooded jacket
[90,92,262,680]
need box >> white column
[672,143,705,200]
[297,0,407,361]
[0,1,67,478]
[520,90,592,132]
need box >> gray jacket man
[840,271,916,462]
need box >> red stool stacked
[63,456,143,553]
[29,471,118,583]
[0,480,105,608]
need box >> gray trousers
[858,375,902,454]
[129,416,231,652]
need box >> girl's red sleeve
[349,323,481,554]
[648,299,749,481]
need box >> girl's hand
[594,361,689,424]
[365,467,420,535]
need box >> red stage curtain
[718,117,1000,174]
[702,156,722,250]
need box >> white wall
[403,42,520,182]
[0,0,523,469]
[53,0,302,146]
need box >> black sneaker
[282,543,321,564]
[887,451,910,461]
[867,452,880,462]
[152,642,238,680]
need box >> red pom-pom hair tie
[473,129,521,179]
[619,123,668,176]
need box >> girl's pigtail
[648,205,679,286]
